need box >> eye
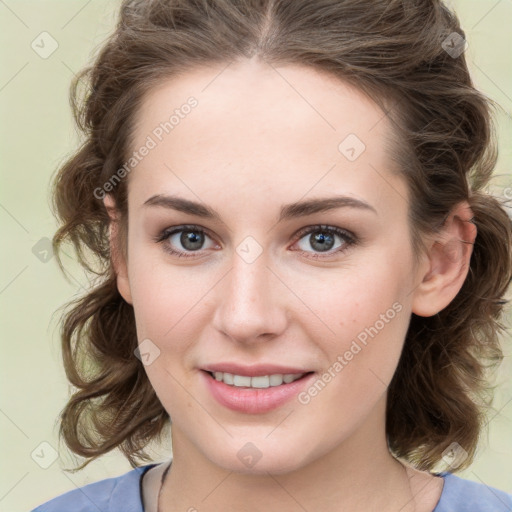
[292,224,357,259]
[154,223,357,260]
[154,225,218,258]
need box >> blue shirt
[31,464,512,511]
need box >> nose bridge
[212,248,286,343]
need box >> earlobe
[103,194,133,305]
[411,201,477,317]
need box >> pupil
[181,230,203,250]
[311,232,334,252]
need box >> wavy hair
[51,0,512,472]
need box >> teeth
[269,374,283,386]
[212,371,305,388]
[233,375,251,387]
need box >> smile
[201,370,315,414]
[208,371,306,388]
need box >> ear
[411,201,477,317]
[103,194,133,305]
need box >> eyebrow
[143,194,377,222]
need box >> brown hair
[51,0,512,472]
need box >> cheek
[127,249,210,339]
[297,298,409,438]
[291,256,406,336]
[127,260,207,410]
[293,254,411,395]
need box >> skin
[104,57,477,511]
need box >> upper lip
[201,363,312,377]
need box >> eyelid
[290,224,357,258]
[153,224,219,258]
[155,223,358,259]
[293,224,356,244]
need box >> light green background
[1,1,511,510]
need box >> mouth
[203,370,314,389]
[200,369,316,414]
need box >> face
[111,58,425,474]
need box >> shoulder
[30,464,156,512]
[435,471,512,512]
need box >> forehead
[127,58,408,219]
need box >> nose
[211,250,288,345]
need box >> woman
[32,0,512,511]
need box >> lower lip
[201,370,315,414]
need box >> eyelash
[153,224,358,260]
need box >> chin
[204,440,313,476]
